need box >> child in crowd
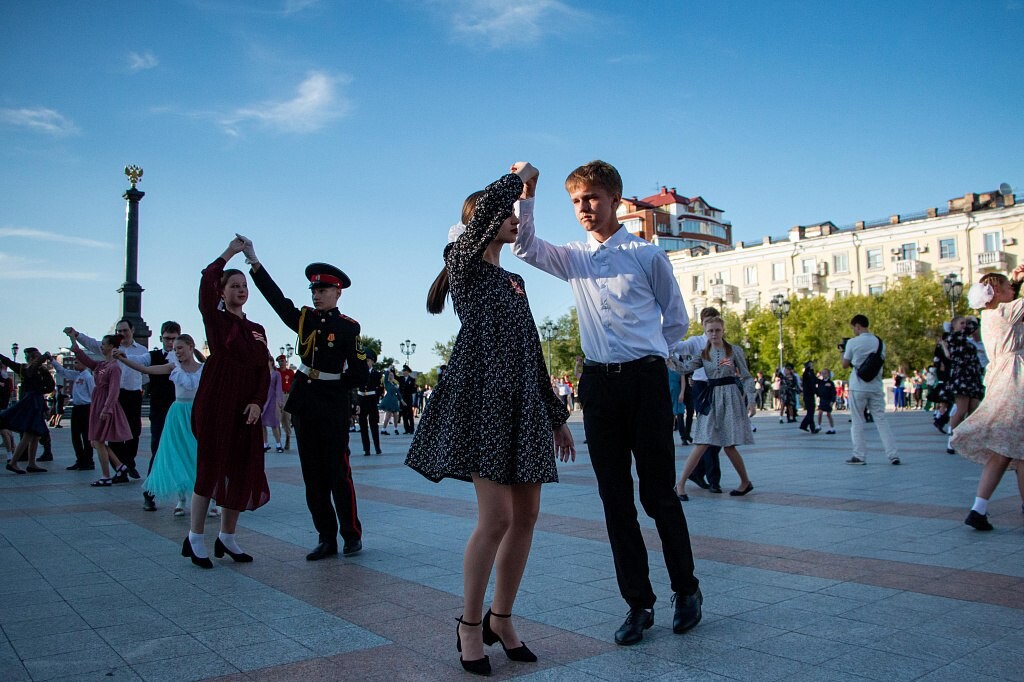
[816,368,837,434]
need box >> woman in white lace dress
[954,265,1024,531]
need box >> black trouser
[689,380,721,486]
[578,359,699,609]
[290,387,361,546]
[357,394,380,454]
[110,389,142,470]
[39,426,52,456]
[70,404,94,466]
[800,394,817,431]
[147,400,172,471]
[400,396,415,433]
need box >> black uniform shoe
[128,468,141,480]
[614,607,653,645]
[306,542,338,561]
[687,474,710,490]
[672,589,703,633]
[343,539,362,556]
[38,453,53,462]
[66,463,83,470]
[143,493,157,512]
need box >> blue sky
[2,0,1022,370]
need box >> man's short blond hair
[565,160,622,197]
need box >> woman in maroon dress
[184,236,271,569]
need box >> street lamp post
[10,343,18,360]
[400,339,416,367]
[769,294,791,375]
[942,275,963,320]
[278,344,294,363]
[538,321,557,371]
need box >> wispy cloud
[0,228,116,249]
[127,51,159,72]
[282,0,320,14]
[0,107,79,136]
[444,0,587,48]
[0,252,99,280]
[217,70,352,135]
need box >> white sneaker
[208,505,220,518]
[173,506,185,517]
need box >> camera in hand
[837,338,850,352]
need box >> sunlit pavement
[2,409,1022,681]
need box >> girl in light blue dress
[117,334,205,514]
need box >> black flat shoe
[965,510,993,531]
[672,589,703,633]
[343,539,362,556]
[456,617,491,676]
[181,537,213,569]
[614,607,653,645]
[214,537,253,562]
[483,609,537,662]
[306,542,338,561]
[729,483,754,496]
[709,484,722,494]
[26,466,47,473]
[6,463,25,475]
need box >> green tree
[433,335,457,364]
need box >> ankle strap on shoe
[490,611,512,619]
[456,617,482,627]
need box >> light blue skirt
[144,400,197,499]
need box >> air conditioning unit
[1004,237,1018,247]
[918,244,929,253]
[889,248,901,255]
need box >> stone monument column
[118,165,151,346]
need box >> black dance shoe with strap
[181,537,213,569]
[455,616,491,676]
[483,609,537,662]
[214,537,253,562]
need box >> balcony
[976,251,1009,271]
[793,273,820,291]
[894,259,928,278]
[709,283,738,303]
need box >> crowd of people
[1,158,1022,677]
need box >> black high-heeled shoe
[455,617,491,676]
[214,538,253,563]
[181,537,213,569]
[483,609,537,662]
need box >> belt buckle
[608,362,622,374]
[309,368,320,380]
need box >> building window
[743,266,757,286]
[983,231,1002,252]
[833,253,849,273]
[866,249,882,270]
[900,243,918,260]
[835,289,849,299]
[772,262,785,281]
[801,258,815,274]
[744,298,758,312]
[939,238,957,260]
[868,284,884,296]
[692,274,705,292]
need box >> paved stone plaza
[2,410,1023,681]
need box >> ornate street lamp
[769,294,791,375]
[400,339,416,367]
[278,344,294,361]
[942,275,963,320]
[11,343,18,360]
[538,321,557,371]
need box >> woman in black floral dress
[947,316,985,453]
[406,169,574,676]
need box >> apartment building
[667,188,1024,316]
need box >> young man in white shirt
[841,314,900,465]
[512,160,701,645]
[51,357,95,470]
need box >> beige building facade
[667,189,1024,317]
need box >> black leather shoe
[483,609,537,662]
[709,484,722,494]
[306,542,338,561]
[214,537,253,562]
[965,510,993,531]
[614,607,653,645]
[66,463,83,470]
[687,474,710,490]
[672,589,703,633]
[181,537,213,569]
[143,494,156,512]
[343,539,362,556]
[38,453,53,462]
[128,468,141,479]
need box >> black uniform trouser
[357,395,380,454]
[688,381,721,486]
[800,395,817,431]
[577,360,699,610]
[400,394,415,433]
[148,401,172,470]
[110,389,142,470]
[71,404,94,466]
[292,403,361,546]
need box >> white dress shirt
[677,333,709,381]
[52,364,95,405]
[76,332,151,391]
[513,198,690,363]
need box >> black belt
[582,355,663,374]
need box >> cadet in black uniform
[357,350,383,456]
[241,237,369,561]
[398,365,417,433]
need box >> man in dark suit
[398,365,417,433]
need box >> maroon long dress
[191,257,271,511]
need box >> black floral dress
[947,331,985,399]
[405,174,568,484]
